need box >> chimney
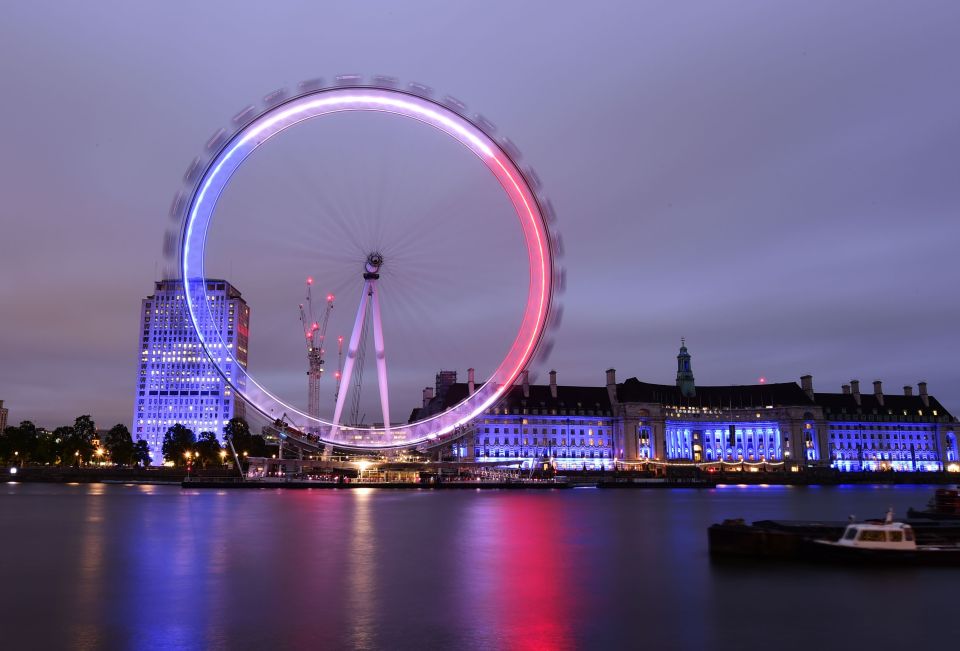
[468,367,475,394]
[873,380,883,406]
[422,387,434,408]
[904,385,913,397]
[549,370,558,399]
[522,370,530,398]
[800,375,814,400]
[850,380,860,405]
[918,381,929,407]
[605,368,617,406]
[842,384,851,395]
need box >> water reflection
[69,484,105,649]
[2,484,956,650]
[460,494,575,650]
[347,489,379,649]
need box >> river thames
[1,483,955,650]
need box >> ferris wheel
[164,76,563,450]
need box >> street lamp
[356,460,372,482]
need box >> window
[857,530,885,542]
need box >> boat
[805,509,960,565]
[708,514,960,560]
[907,487,960,520]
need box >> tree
[0,427,10,463]
[222,417,272,461]
[162,424,196,466]
[32,429,60,465]
[223,417,251,447]
[52,426,77,465]
[132,439,152,467]
[73,415,97,443]
[0,422,39,465]
[195,431,223,468]
[105,424,135,466]
[223,417,252,456]
[249,433,271,458]
[60,422,94,466]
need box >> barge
[906,486,960,520]
[709,516,960,561]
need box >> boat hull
[804,540,960,566]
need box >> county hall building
[422,343,959,473]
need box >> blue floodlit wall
[665,421,783,461]
[470,413,615,470]
[133,280,248,464]
[827,420,944,472]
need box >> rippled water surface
[1,483,955,650]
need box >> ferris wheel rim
[177,82,557,449]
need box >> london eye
[165,77,562,451]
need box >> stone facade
[420,344,958,472]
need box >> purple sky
[1,1,959,430]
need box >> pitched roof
[813,391,954,421]
[616,377,814,408]
[408,381,613,422]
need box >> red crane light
[306,277,313,285]
[327,294,334,302]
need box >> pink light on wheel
[179,82,557,449]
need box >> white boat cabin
[836,511,916,550]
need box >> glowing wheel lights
[170,79,560,450]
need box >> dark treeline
[1,416,270,468]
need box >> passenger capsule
[473,114,497,134]
[524,167,542,191]
[551,233,565,258]
[297,78,325,93]
[232,105,257,126]
[162,231,177,257]
[535,339,555,364]
[498,137,522,160]
[407,82,433,97]
[553,267,567,293]
[542,199,557,223]
[263,88,288,107]
[183,157,204,184]
[371,75,398,88]
[548,305,564,330]
[441,95,468,115]
[169,192,186,221]
[205,128,228,153]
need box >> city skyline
[3,1,960,429]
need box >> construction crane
[299,277,334,431]
[334,335,344,404]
